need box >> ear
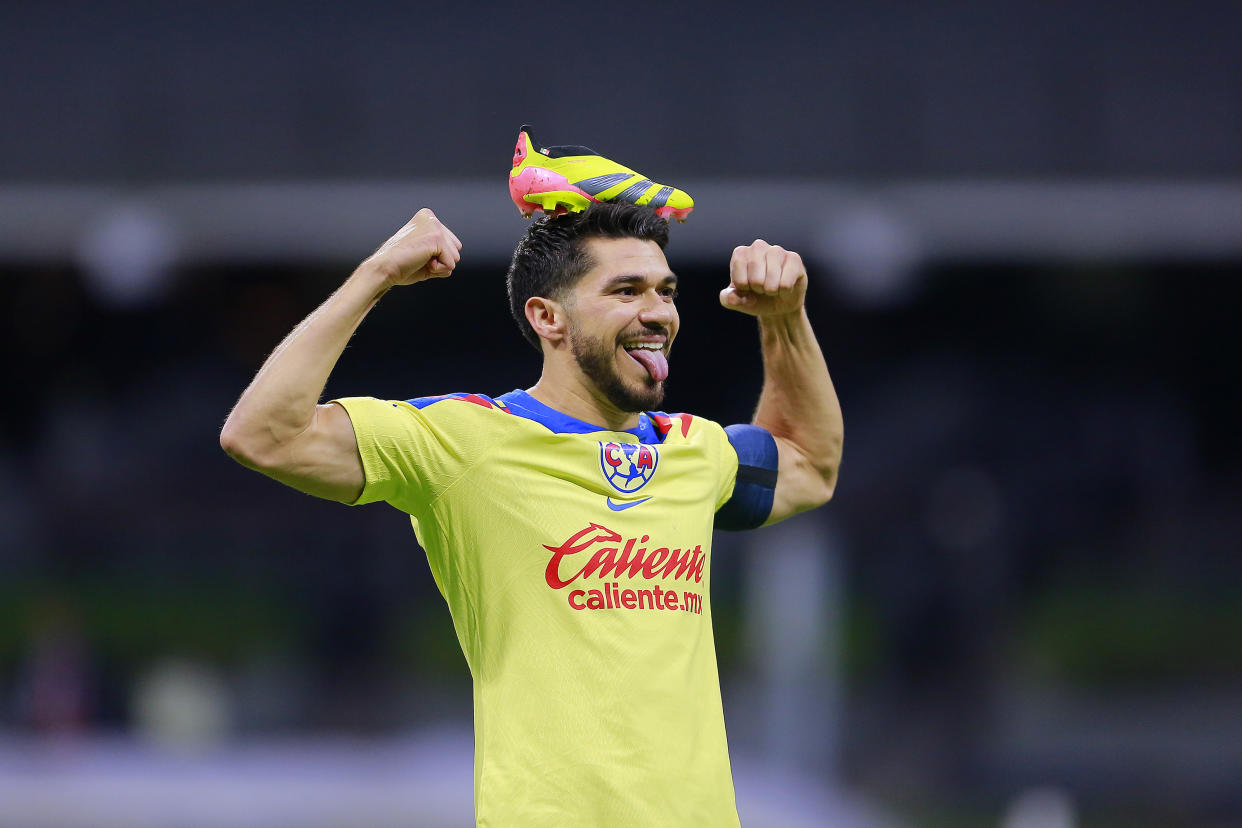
[525,296,567,345]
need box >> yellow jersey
[334,389,745,826]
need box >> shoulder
[397,393,520,429]
[651,410,713,441]
[649,409,776,470]
[333,393,515,444]
[649,411,693,441]
[648,410,728,444]
[404,392,511,413]
[359,392,517,441]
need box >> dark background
[2,2,1241,826]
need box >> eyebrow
[601,273,679,291]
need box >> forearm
[754,308,844,491]
[221,263,390,459]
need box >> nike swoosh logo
[606,496,652,511]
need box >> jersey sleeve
[331,396,496,514]
[676,416,742,512]
[714,424,778,531]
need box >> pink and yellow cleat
[509,125,694,221]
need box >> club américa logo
[599,441,658,494]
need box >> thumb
[719,286,751,309]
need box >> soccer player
[220,202,843,826]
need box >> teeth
[624,343,663,351]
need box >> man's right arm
[219,208,462,503]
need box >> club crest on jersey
[599,442,659,494]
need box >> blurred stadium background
[2,2,1241,826]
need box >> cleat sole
[510,166,599,217]
[527,189,594,215]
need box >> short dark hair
[506,202,670,351]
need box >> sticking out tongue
[627,348,669,382]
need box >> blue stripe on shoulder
[402,393,507,411]
[715,424,778,531]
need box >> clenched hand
[362,208,464,287]
[720,240,808,319]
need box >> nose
[638,292,675,326]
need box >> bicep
[251,402,366,503]
[764,435,834,525]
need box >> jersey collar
[498,389,659,443]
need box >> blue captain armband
[715,425,779,531]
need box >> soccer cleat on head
[508,125,694,222]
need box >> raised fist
[363,208,463,287]
[719,240,808,318]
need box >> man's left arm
[721,240,843,524]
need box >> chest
[485,432,718,510]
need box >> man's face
[563,237,679,413]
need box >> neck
[527,366,642,433]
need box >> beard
[569,325,666,413]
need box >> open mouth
[622,341,669,382]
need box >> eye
[616,286,637,296]
[661,287,679,300]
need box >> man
[220,200,843,826]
